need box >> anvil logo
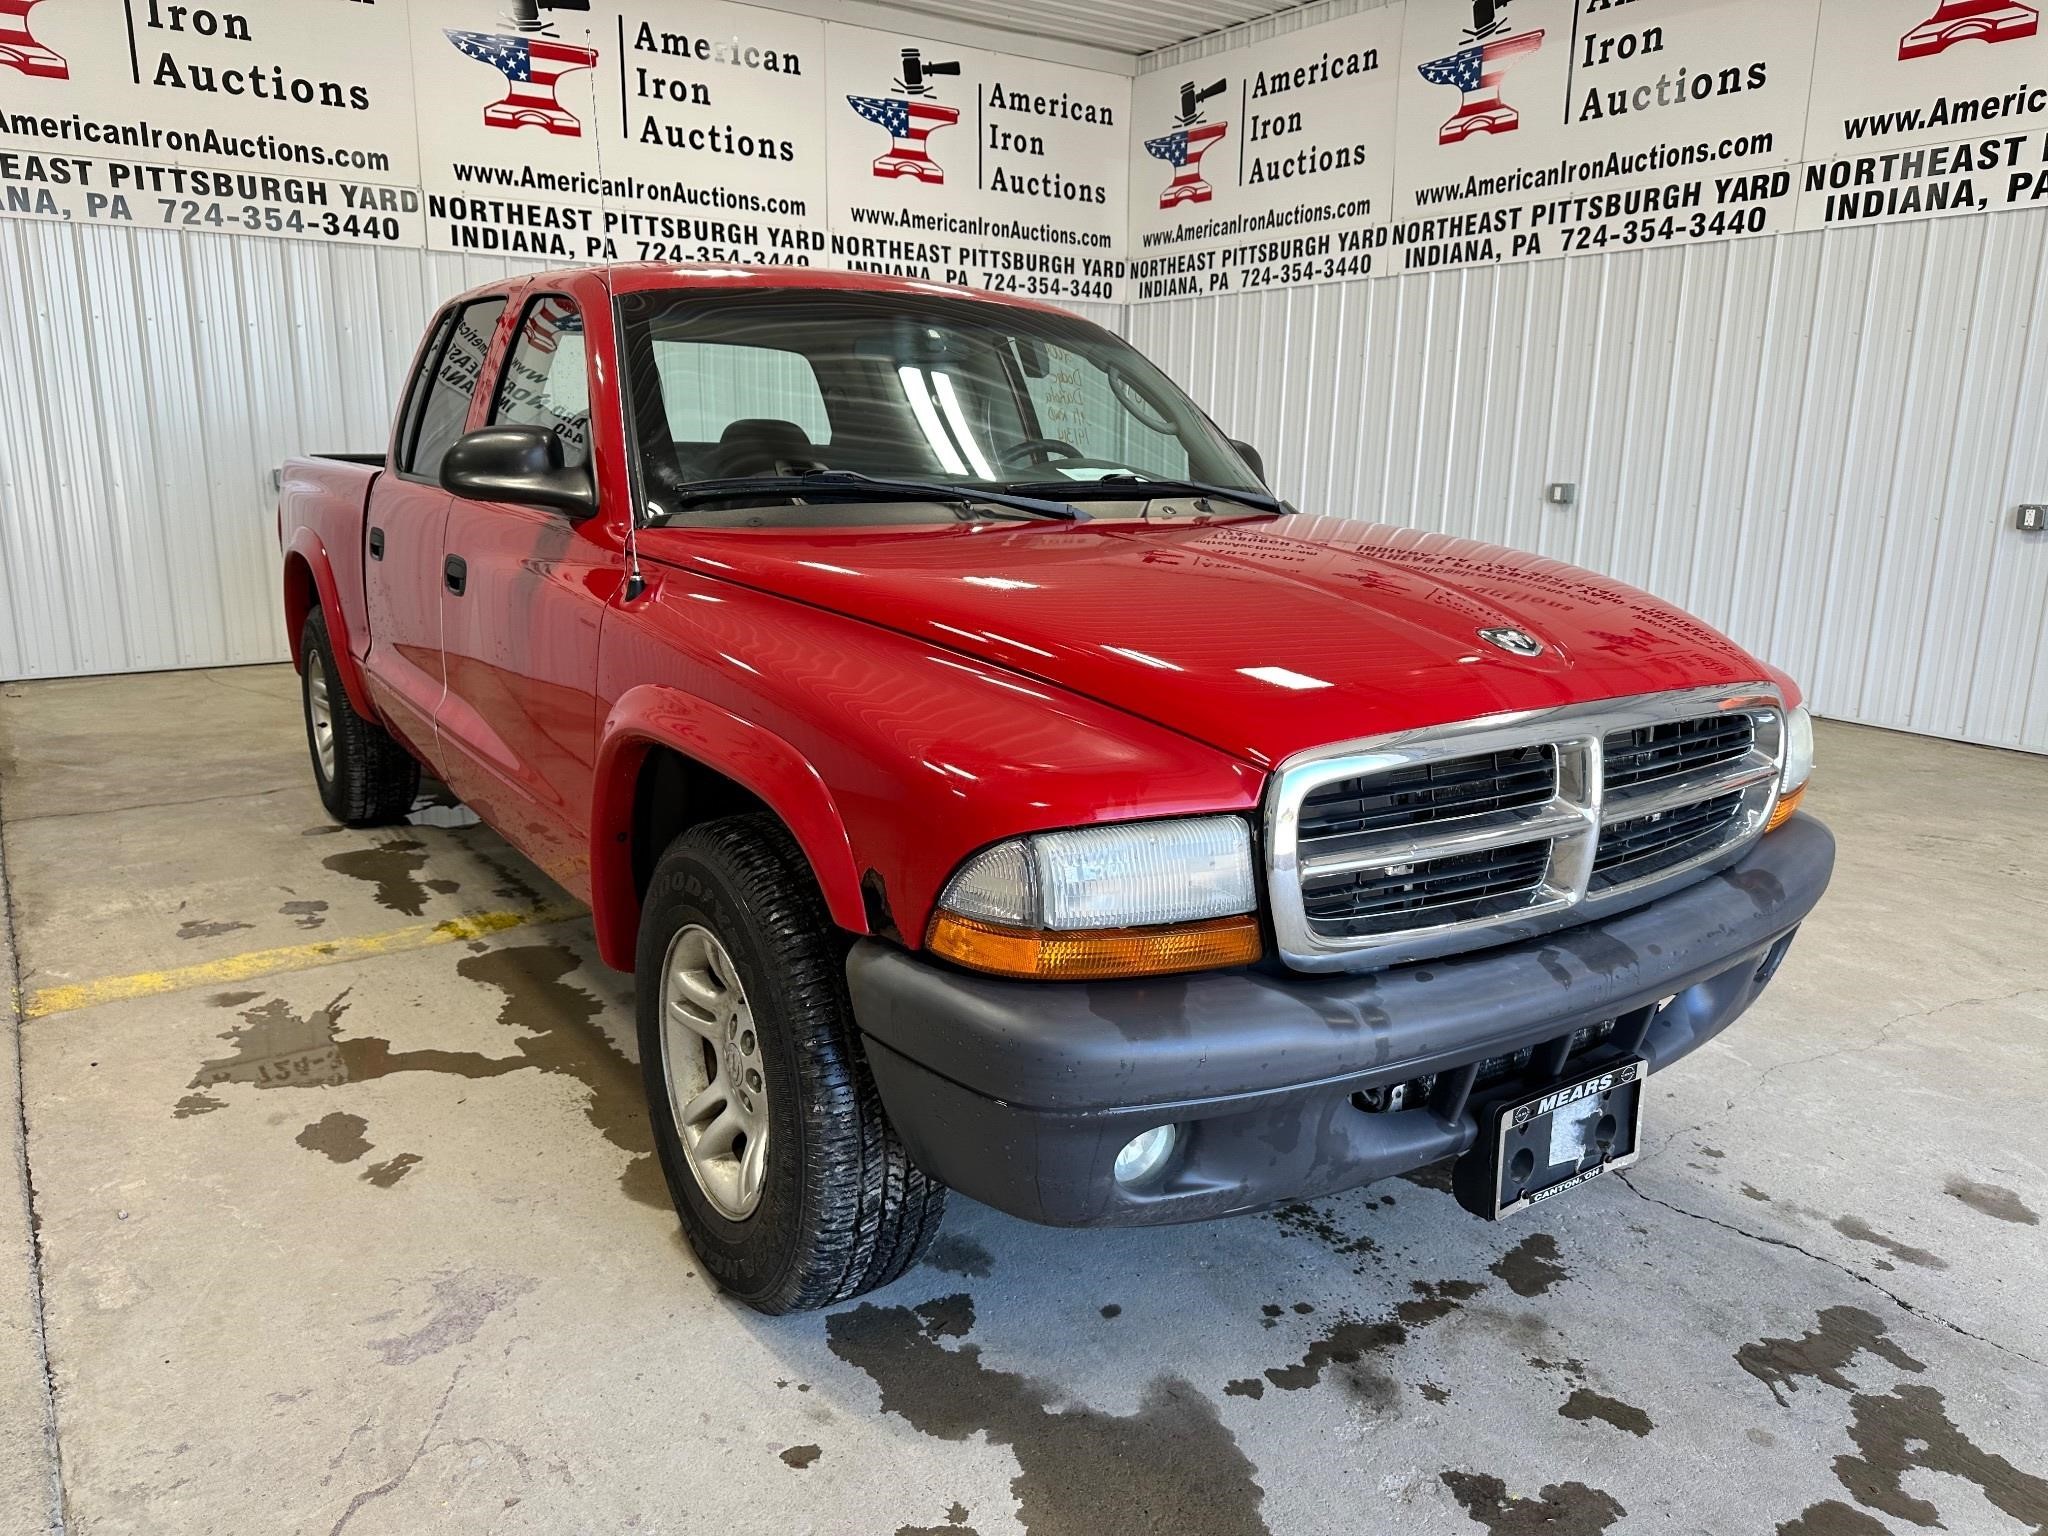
[1898,0,2039,59]
[446,0,597,138]
[848,48,963,184]
[1143,78,1229,210]
[0,0,67,80]
[1417,0,1543,145]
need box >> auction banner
[1375,0,1819,279]
[1796,0,2048,230]
[0,0,424,246]
[822,22,1132,301]
[1128,8,1404,299]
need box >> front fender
[587,684,866,971]
[282,530,376,720]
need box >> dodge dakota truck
[279,264,1833,1313]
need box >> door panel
[434,290,615,894]
[360,295,507,765]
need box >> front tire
[636,814,946,1314]
[300,608,420,827]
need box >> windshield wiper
[1001,476,1288,517]
[655,471,1085,522]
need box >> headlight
[1768,705,1814,832]
[929,816,1262,979]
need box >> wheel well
[282,555,316,669]
[630,746,777,903]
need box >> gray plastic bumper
[847,815,1835,1227]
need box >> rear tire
[300,607,420,827]
[636,813,947,1314]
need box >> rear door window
[491,294,591,471]
[400,297,507,481]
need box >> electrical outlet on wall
[2018,505,2047,532]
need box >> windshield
[615,288,1268,528]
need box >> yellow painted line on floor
[22,903,585,1020]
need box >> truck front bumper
[846,815,1835,1227]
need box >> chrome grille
[1267,686,1787,973]
[1299,747,1556,845]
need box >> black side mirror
[1229,438,1268,485]
[441,425,596,518]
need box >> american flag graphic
[1899,0,2038,59]
[1417,29,1543,145]
[446,29,598,137]
[847,94,960,183]
[1143,122,1229,209]
[0,0,66,79]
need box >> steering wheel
[997,437,1084,470]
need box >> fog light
[1113,1125,1178,1186]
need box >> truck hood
[640,513,1777,767]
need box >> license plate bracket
[1453,1058,1647,1219]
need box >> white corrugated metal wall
[0,221,555,680]
[1135,0,2048,754]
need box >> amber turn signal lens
[927,912,1263,980]
[1766,784,1806,833]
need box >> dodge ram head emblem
[1479,626,1545,658]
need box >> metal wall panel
[1125,213,2048,753]
[0,221,553,681]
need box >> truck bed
[279,454,381,672]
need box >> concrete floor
[1,664,2044,1536]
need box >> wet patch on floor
[280,899,329,931]
[178,918,252,941]
[180,945,659,1207]
[172,1092,225,1119]
[1828,1214,1948,1270]
[321,840,434,917]
[1558,1387,1652,1436]
[1271,1201,1378,1258]
[209,990,261,1008]
[923,1234,994,1279]
[1251,1278,1482,1413]
[1489,1234,1567,1297]
[1098,1304,1120,1320]
[1735,1305,1924,1406]
[1943,1176,2038,1226]
[1401,1161,1457,1194]
[895,1503,975,1536]
[369,1268,538,1366]
[1439,1470,1625,1535]
[1775,1500,1892,1535]
[779,1444,821,1470]
[1835,1383,2048,1530]
[296,1111,371,1163]
[827,1292,1268,1536]
[362,1152,423,1188]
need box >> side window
[652,340,831,445]
[492,294,591,470]
[401,297,507,481]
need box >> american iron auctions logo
[1142,78,1228,210]
[847,48,961,184]
[446,0,597,137]
[0,0,67,79]
[1417,0,1543,145]
[1899,0,2039,59]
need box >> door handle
[368,527,385,560]
[444,554,467,596]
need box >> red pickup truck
[279,264,1832,1313]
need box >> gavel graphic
[899,48,962,96]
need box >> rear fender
[588,685,865,971]
[282,530,377,719]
